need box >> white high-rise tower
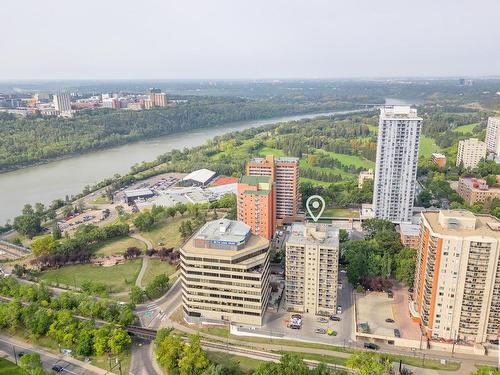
[372,106,422,223]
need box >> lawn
[89,195,109,205]
[299,159,353,179]
[91,350,131,375]
[0,357,23,374]
[39,259,142,293]
[140,216,186,248]
[323,208,360,218]
[419,135,443,158]
[454,122,480,134]
[206,351,264,372]
[258,147,285,157]
[321,150,375,170]
[299,177,332,188]
[142,258,176,286]
[93,236,146,256]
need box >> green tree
[31,235,57,256]
[129,286,145,304]
[178,335,210,375]
[133,211,155,231]
[93,326,111,355]
[346,352,392,375]
[52,223,62,240]
[108,328,132,355]
[19,352,44,374]
[145,274,170,299]
[156,332,183,371]
[395,248,417,287]
[13,213,42,238]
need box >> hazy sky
[1,0,499,80]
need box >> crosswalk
[143,303,168,322]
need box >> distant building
[102,98,119,109]
[143,98,153,109]
[182,169,216,186]
[149,88,167,107]
[180,219,270,326]
[456,138,486,169]
[53,93,71,114]
[247,155,300,221]
[237,175,276,240]
[124,188,154,205]
[285,223,339,315]
[372,106,422,223]
[358,169,374,188]
[457,177,500,205]
[360,203,375,220]
[431,153,447,168]
[413,210,500,343]
[399,223,420,248]
[485,117,500,158]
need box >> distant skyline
[1,0,499,80]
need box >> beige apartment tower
[285,223,339,315]
[456,138,486,169]
[246,155,300,221]
[180,219,270,326]
[413,210,500,343]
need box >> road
[0,335,106,374]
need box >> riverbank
[0,108,367,224]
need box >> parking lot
[355,285,421,340]
[234,271,355,346]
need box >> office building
[372,106,422,223]
[413,210,500,343]
[456,138,486,169]
[358,169,374,188]
[149,88,167,107]
[53,93,71,113]
[486,117,500,157]
[457,177,500,205]
[431,153,447,168]
[246,155,300,221]
[285,223,339,315]
[399,223,421,249]
[237,175,275,240]
[180,219,270,326]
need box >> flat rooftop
[399,223,420,236]
[124,188,153,197]
[422,210,500,237]
[287,222,339,247]
[195,219,250,244]
[380,106,421,120]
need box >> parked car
[364,343,379,350]
[52,365,64,372]
[337,306,342,314]
[387,291,393,298]
[327,329,337,336]
[291,314,302,320]
[290,324,301,330]
[394,329,401,338]
[315,328,327,334]
[489,339,499,345]
[330,315,341,321]
[408,287,414,293]
[317,317,329,323]
[385,318,395,323]
[17,351,25,358]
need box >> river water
[0,110,355,223]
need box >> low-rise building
[182,169,217,186]
[399,223,420,248]
[358,169,374,188]
[124,188,154,205]
[456,138,486,169]
[431,153,447,168]
[457,177,500,205]
[180,219,270,326]
[413,210,500,343]
[285,223,339,315]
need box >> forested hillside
[0,96,348,172]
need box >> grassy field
[39,259,142,293]
[454,122,480,134]
[419,135,443,158]
[206,351,264,372]
[258,147,285,157]
[323,208,360,218]
[0,357,23,374]
[94,236,146,256]
[142,258,176,286]
[299,177,332,187]
[299,159,352,179]
[140,216,186,248]
[91,350,131,375]
[322,151,375,170]
[89,195,109,205]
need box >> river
[0,110,358,223]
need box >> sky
[1,0,499,80]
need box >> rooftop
[399,223,420,237]
[432,153,446,158]
[380,106,421,120]
[182,168,216,184]
[287,222,339,248]
[195,219,251,244]
[124,188,153,197]
[422,210,500,237]
[239,175,272,185]
[459,177,500,192]
[211,176,239,186]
